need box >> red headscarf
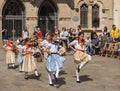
[6,41,12,47]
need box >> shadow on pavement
[59,70,67,76]
[14,65,19,69]
[26,73,41,80]
[53,77,66,88]
[79,75,93,83]
[73,75,93,83]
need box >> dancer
[41,34,51,61]
[45,34,65,86]
[69,32,91,83]
[16,39,25,72]
[22,40,39,80]
[5,38,16,69]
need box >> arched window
[92,4,99,28]
[38,0,58,36]
[2,0,25,38]
[80,4,88,28]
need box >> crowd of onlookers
[2,24,120,56]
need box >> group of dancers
[4,32,91,86]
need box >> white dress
[16,44,25,63]
[70,40,91,65]
[22,47,37,72]
[46,42,65,73]
[41,40,50,61]
[70,40,86,51]
[5,44,16,64]
[41,40,50,48]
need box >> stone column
[24,2,38,38]
[88,5,92,29]
[26,17,38,38]
[0,15,3,48]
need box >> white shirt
[47,42,59,53]
[16,44,25,53]
[6,46,12,50]
[24,46,34,53]
[41,40,50,47]
[27,47,34,52]
[22,31,28,39]
[60,31,69,40]
[70,40,86,51]
[5,43,12,50]
[86,39,92,45]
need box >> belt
[76,49,84,52]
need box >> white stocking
[19,63,22,71]
[48,73,52,84]
[56,69,60,78]
[55,64,60,78]
[12,64,15,67]
[79,61,88,69]
[76,69,80,81]
[35,70,39,76]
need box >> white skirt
[6,51,16,64]
[74,51,91,66]
[46,53,65,73]
[22,54,37,72]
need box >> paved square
[0,49,120,91]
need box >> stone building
[0,0,119,43]
[114,0,120,29]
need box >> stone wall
[0,0,116,43]
[114,0,120,30]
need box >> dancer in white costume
[69,32,91,83]
[22,40,39,80]
[16,40,25,72]
[5,38,16,69]
[41,34,51,61]
[45,34,65,86]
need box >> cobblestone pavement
[0,49,120,91]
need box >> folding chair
[110,43,118,58]
[101,42,110,56]
[105,42,113,57]
[117,42,120,59]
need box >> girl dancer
[69,32,91,83]
[41,34,51,61]
[16,40,25,72]
[22,40,39,80]
[5,38,16,69]
[45,34,65,86]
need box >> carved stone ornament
[72,16,79,22]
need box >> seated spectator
[103,26,109,35]
[106,32,112,42]
[92,34,100,55]
[91,29,98,40]
[111,24,119,42]
[60,27,69,51]
[86,36,93,55]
